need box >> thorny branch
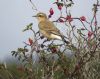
[10,0,100,79]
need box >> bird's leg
[40,39,50,49]
[43,38,50,44]
[36,31,40,36]
[63,39,70,44]
[51,40,54,45]
[36,31,44,40]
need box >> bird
[32,12,69,44]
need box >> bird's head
[33,12,47,22]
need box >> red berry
[51,47,57,53]
[88,31,93,38]
[94,21,97,26]
[58,5,62,10]
[80,16,86,21]
[58,18,64,22]
[66,15,71,20]
[49,8,54,15]
[28,38,33,45]
[66,15,73,22]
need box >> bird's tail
[62,37,69,44]
[50,32,69,44]
[60,34,69,44]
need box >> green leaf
[15,53,18,57]
[11,51,16,56]
[23,23,33,32]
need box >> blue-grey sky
[0,0,99,61]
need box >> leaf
[11,51,16,56]
[77,29,81,33]
[15,53,18,57]
[67,4,72,7]
[27,23,33,29]
[18,56,21,61]
[22,59,26,62]
[23,23,33,32]
[18,48,24,52]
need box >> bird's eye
[38,15,43,17]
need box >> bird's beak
[32,15,37,17]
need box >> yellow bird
[33,12,69,43]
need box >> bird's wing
[39,21,61,36]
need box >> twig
[29,0,38,11]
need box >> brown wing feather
[38,20,61,36]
